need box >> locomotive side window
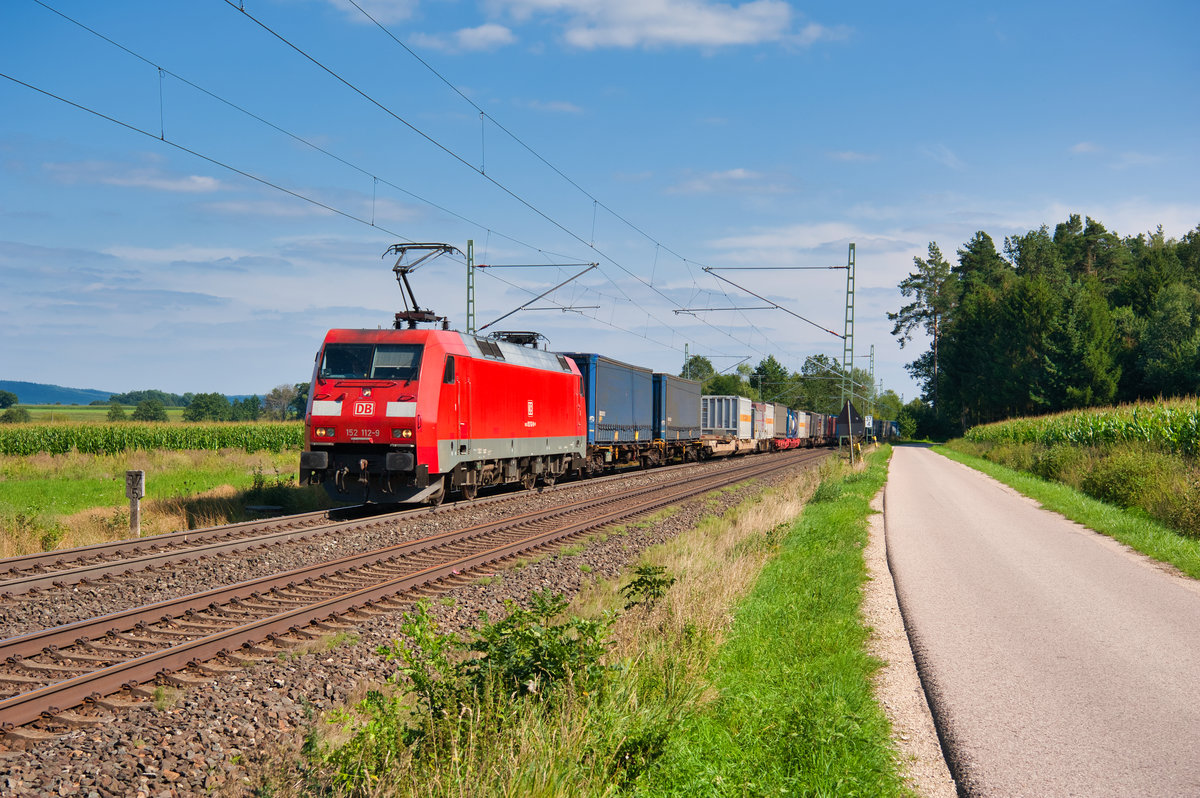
[443,356,456,384]
[320,343,423,381]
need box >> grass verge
[272,447,906,797]
[633,445,905,797]
[935,445,1200,580]
[0,448,331,556]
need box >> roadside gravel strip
[862,488,956,798]
[886,445,1200,797]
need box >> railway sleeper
[47,710,108,730]
[162,670,211,688]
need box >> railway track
[0,455,740,599]
[0,448,826,738]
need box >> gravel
[0,458,805,796]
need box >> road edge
[863,484,958,797]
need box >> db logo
[354,402,375,416]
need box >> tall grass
[253,449,906,796]
[0,448,326,556]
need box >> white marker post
[125,470,145,537]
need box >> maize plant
[965,399,1200,458]
[0,422,304,456]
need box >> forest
[890,215,1200,436]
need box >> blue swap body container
[558,353,654,445]
[652,373,702,441]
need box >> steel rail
[0,448,825,729]
[0,506,371,579]
[0,450,817,661]
[0,454,734,594]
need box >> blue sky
[2,0,1197,404]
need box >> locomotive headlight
[314,427,336,438]
[393,428,414,439]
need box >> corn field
[0,422,304,456]
[964,399,1200,458]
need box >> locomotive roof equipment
[386,242,463,330]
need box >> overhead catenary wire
[24,0,580,265]
[221,0,784,363]
[319,0,803,358]
[18,0,846,377]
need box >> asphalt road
[885,445,1200,797]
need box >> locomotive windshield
[320,343,423,382]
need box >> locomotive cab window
[443,355,456,384]
[320,343,423,381]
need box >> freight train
[299,327,842,504]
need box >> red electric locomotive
[299,327,586,503]
[299,244,586,504]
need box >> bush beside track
[0,422,304,456]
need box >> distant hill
[0,381,265,406]
[0,380,116,406]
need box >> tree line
[679,353,904,421]
[890,215,1200,436]
[103,384,310,423]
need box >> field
[0,421,303,456]
[0,432,328,557]
[964,398,1200,457]
[17,404,186,423]
[955,398,1200,540]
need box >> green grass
[935,445,1200,580]
[634,447,907,797]
[0,460,292,518]
[20,404,185,422]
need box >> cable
[18,0,844,376]
[341,0,803,351]
[223,0,787,360]
[0,70,413,242]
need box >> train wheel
[461,483,478,501]
[428,482,445,506]
[544,473,557,487]
[522,473,536,490]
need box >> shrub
[309,593,616,793]
[0,407,31,424]
[1031,443,1089,485]
[621,565,676,610]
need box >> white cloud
[1113,151,1164,169]
[492,0,806,49]
[103,245,255,264]
[321,0,418,24]
[44,161,222,193]
[667,167,793,195]
[412,23,517,52]
[1071,141,1102,154]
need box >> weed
[307,593,615,793]
[152,685,184,711]
[621,564,676,611]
